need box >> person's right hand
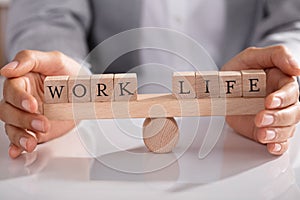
[0,50,83,159]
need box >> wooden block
[114,73,137,101]
[43,94,265,120]
[219,71,242,97]
[44,76,69,103]
[68,76,91,103]
[195,71,219,98]
[241,70,266,97]
[172,72,196,99]
[143,117,179,153]
[91,74,114,101]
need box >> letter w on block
[44,76,69,103]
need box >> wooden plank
[172,72,196,99]
[91,74,114,101]
[44,76,69,103]
[219,71,242,97]
[114,73,137,101]
[241,70,266,97]
[43,94,265,120]
[68,76,91,103]
[196,71,219,98]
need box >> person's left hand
[222,45,300,155]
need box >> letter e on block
[44,76,69,103]
[241,70,266,97]
[114,73,137,101]
[196,71,219,98]
[68,76,91,102]
[173,72,196,99]
[91,74,114,101]
[219,71,242,97]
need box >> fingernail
[261,114,274,126]
[19,137,28,150]
[265,130,276,141]
[2,61,19,70]
[31,120,44,132]
[273,143,282,152]
[270,97,281,108]
[21,100,31,112]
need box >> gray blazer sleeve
[5,0,91,61]
[251,0,300,63]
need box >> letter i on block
[172,72,196,99]
[68,76,91,102]
[44,76,69,103]
[219,71,242,97]
[114,73,137,101]
[241,70,266,97]
[196,71,219,98]
[91,74,114,101]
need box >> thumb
[222,45,300,76]
[1,50,81,78]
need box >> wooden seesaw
[43,70,266,153]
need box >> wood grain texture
[143,117,179,153]
[68,76,91,103]
[219,71,242,97]
[44,76,69,103]
[172,72,196,99]
[43,94,265,120]
[91,74,114,101]
[196,71,219,98]
[114,73,137,101]
[241,70,266,97]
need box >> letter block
[241,70,266,97]
[91,74,114,101]
[114,73,137,101]
[219,71,242,97]
[68,76,91,103]
[172,72,196,99]
[44,76,69,103]
[196,71,219,98]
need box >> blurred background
[0,0,9,67]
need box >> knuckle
[51,51,66,65]
[245,46,258,52]
[273,45,289,55]
[243,47,258,56]
[18,50,36,60]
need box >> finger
[267,141,288,155]
[0,50,81,78]
[222,45,300,76]
[1,101,49,133]
[255,126,295,144]
[8,143,23,159]
[3,78,38,113]
[5,124,38,153]
[265,76,299,109]
[255,103,300,127]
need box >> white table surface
[0,76,300,200]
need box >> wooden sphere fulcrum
[143,117,179,153]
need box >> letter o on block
[68,76,91,102]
